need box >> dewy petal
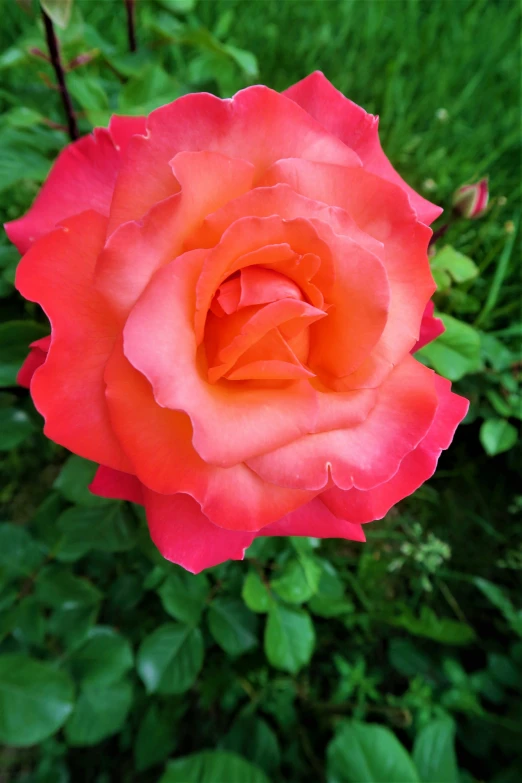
[5,129,123,254]
[95,151,255,320]
[17,335,51,389]
[15,211,131,471]
[90,465,144,505]
[123,249,319,467]
[142,490,255,574]
[105,339,317,531]
[263,159,435,387]
[247,356,438,491]
[284,72,442,225]
[321,375,469,522]
[107,86,362,232]
[259,497,366,541]
[412,301,445,352]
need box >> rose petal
[89,465,143,505]
[17,335,51,389]
[15,211,131,471]
[285,72,442,225]
[412,301,445,352]
[247,356,438,491]
[5,129,121,254]
[321,375,469,522]
[107,86,361,232]
[259,497,366,541]
[108,114,147,155]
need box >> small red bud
[452,178,489,219]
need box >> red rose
[8,73,468,573]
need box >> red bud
[452,178,489,219]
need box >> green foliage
[0,0,520,780]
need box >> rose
[7,72,468,573]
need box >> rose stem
[41,8,79,141]
[125,0,137,53]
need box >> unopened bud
[453,177,489,219]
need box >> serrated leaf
[53,455,109,507]
[159,751,270,783]
[412,718,459,783]
[137,623,204,694]
[265,604,315,673]
[271,555,321,604]
[242,569,272,613]
[417,313,481,381]
[327,721,419,783]
[479,418,518,456]
[208,598,258,657]
[0,407,34,450]
[69,627,133,686]
[135,703,177,772]
[222,715,280,774]
[56,503,138,561]
[0,523,45,580]
[65,679,133,746]
[0,655,74,746]
[158,569,209,625]
[431,245,478,287]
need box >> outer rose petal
[284,72,442,226]
[322,376,469,522]
[5,130,121,254]
[247,356,438,491]
[108,115,147,154]
[17,336,51,388]
[413,301,445,352]
[105,338,317,531]
[90,465,143,505]
[142,490,254,573]
[15,211,131,472]
[107,85,361,231]
[259,498,366,541]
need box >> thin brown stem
[125,0,137,53]
[41,8,78,141]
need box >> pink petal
[89,465,143,504]
[259,497,366,541]
[17,335,51,388]
[285,72,442,225]
[412,301,445,352]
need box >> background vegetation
[0,0,520,781]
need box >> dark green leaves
[270,555,321,604]
[0,407,34,450]
[265,604,315,673]
[413,718,459,783]
[137,623,204,694]
[55,503,139,561]
[158,569,210,625]
[327,721,420,783]
[160,751,269,783]
[0,321,48,387]
[68,627,133,686]
[479,418,518,456]
[0,655,74,746]
[208,598,259,657]
[65,680,133,746]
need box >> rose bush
[7,72,468,573]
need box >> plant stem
[125,0,137,53]
[41,8,78,141]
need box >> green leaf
[208,598,259,657]
[474,578,522,637]
[222,715,280,774]
[158,569,209,625]
[56,503,139,561]
[384,606,475,645]
[0,321,48,387]
[388,638,433,679]
[327,721,420,783]
[430,245,479,288]
[0,655,74,747]
[67,73,110,126]
[68,627,133,686]
[137,623,204,694]
[40,0,74,29]
[65,679,133,746]
[271,555,321,604]
[417,313,481,381]
[135,703,177,772]
[242,569,272,613]
[265,604,315,673]
[308,560,354,617]
[0,407,34,450]
[35,566,102,608]
[412,718,459,783]
[53,455,109,507]
[0,523,45,580]
[479,418,518,456]
[159,751,270,783]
